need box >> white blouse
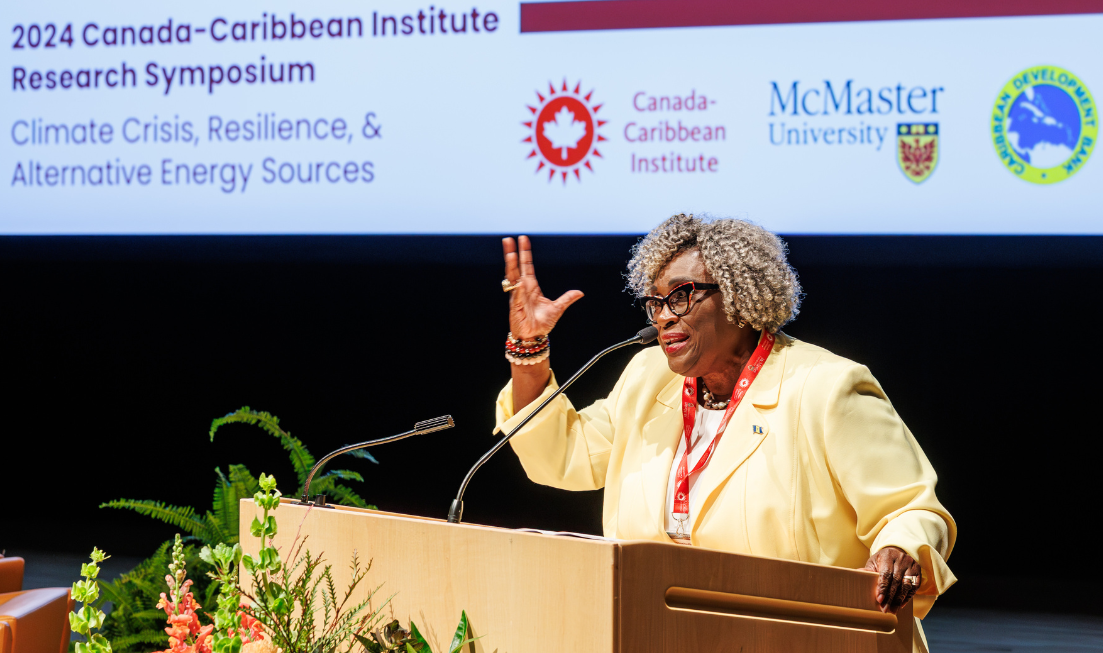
[664,406,725,535]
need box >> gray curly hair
[626,214,802,333]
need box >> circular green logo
[991,65,1096,184]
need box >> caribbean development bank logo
[523,80,606,184]
[992,66,1096,184]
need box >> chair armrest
[0,588,71,653]
[0,560,23,594]
[0,620,12,653]
[57,591,73,653]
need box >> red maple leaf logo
[523,79,606,184]
[900,137,936,178]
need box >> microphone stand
[446,326,658,524]
[296,415,455,507]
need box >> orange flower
[165,617,190,642]
[237,609,266,643]
[196,624,215,653]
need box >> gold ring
[502,279,521,293]
[903,575,919,586]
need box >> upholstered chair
[0,557,73,653]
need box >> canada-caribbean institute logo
[991,65,1096,184]
[523,80,606,184]
[897,123,939,184]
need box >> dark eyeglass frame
[638,281,720,323]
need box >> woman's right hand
[503,236,584,339]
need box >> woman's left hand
[862,546,921,614]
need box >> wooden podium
[240,500,911,653]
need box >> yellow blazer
[494,333,956,626]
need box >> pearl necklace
[699,380,729,410]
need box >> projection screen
[3,1,1100,233]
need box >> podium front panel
[242,500,912,652]
[240,500,617,653]
[617,541,912,653]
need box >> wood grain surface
[240,500,909,653]
[617,541,911,652]
[239,499,616,653]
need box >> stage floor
[922,607,1102,653]
[12,550,1099,652]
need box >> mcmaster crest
[897,123,939,184]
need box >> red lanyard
[673,331,774,521]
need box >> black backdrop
[2,235,1101,614]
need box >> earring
[737,318,747,329]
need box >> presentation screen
[2,1,1100,234]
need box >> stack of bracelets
[505,332,550,365]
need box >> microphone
[446,325,658,523]
[297,415,455,507]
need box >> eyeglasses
[638,282,720,323]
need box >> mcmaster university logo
[897,123,939,183]
[523,80,606,184]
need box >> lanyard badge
[672,331,774,537]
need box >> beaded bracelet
[506,348,550,366]
[505,335,548,354]
[507,332,548,347]
[505,332,550,365]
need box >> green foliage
[357,612,476,653]
[209,406,378,494]
[91,540,196,651]
[69,549,112,653]
[210,408,316,488]
[93,540,218,653]
[240,474,388,652]
[104,407,375,549]
[447,611,476,653]
[98,499,231,545]
[148,535,213,652]
[201,542,249,653]
[232,471,482,653]
[96,408,377,651]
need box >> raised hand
[503,236,584,339]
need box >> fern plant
[92,407,380,652]
[103,407,377,547]
[101,465,262,548]
[208,406,379,508]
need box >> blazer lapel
[638,374,684,535]
[690,337,788,535]
[747,331,788,409]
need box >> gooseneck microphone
[446,325,659,524]
[297,415,455,507]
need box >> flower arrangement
[236,473,380,652]
[201,541,263,653]
[70,472,475,653]
[152,536,213,653]
[92,408,377,651]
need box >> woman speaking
[494,214,956,652]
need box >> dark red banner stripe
[520,0,1103,32]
